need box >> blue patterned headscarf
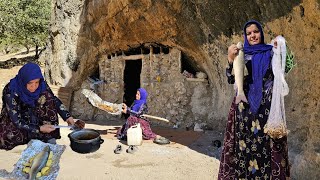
[131,88,148,112]
[243,20,273,114]
[9,62,46,107]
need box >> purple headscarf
[243,20,273,114]
[131,88,148,112]
[9,62,46,107]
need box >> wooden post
[150,45,153,88]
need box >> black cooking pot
[68,129,104,154]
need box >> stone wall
[71,47,213,128]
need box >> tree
[0,0,19,54]
[0,0,51,57]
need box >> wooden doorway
[123,59,142,107]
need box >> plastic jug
[127,123,143,146]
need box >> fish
[233,42,248,104]
[29,145,50,180]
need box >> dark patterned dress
[218,55,290,179]
[117,103,157,140]
[0,83,71,150]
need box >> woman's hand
[122,103,127,113]
[271,38,278,48]
[66,117,85,129]
[273,40,278,48]
[66,117,75,126]
[40,124,55,133]
[227,44,239,64]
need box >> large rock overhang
[41,0,304,134]
[44,0,301,89]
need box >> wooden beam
[186,78,207,82]
[122,54,144,60]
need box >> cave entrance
[123,59,142,107]
[181,52,199,76]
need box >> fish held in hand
[233,42,248,104]
[29,146,50,180]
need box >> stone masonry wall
[71,47,213,128]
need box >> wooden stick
[122,54,144,60]
[141,114,171,123]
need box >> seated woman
[117,88,168,144]
[117,88,156,140]
[0,62,84,150]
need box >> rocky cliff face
[40,0,320,178]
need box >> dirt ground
[0,52,222,180]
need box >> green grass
[285,44,296,74]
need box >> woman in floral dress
[218,20,290,179]
[0,62,83,150]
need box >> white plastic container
[127,123,143,146]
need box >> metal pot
[68,129,104,154]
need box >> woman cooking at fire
[0,62,85,150]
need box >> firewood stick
[141,114,171,123]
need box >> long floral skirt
[218,96,290,179]
[117,116,157,140]
[0,91,60,150]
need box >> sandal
[153,137,170,145]
[126,145,138,154]
[114,145,122,154]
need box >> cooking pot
[68,129,104,154]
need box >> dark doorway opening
[123,59,142,107]
[181,52,199,75]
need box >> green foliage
[285,44,296,74]
[0,0,51,53]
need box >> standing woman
[0,62,84,150]
[218,20,290,179]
